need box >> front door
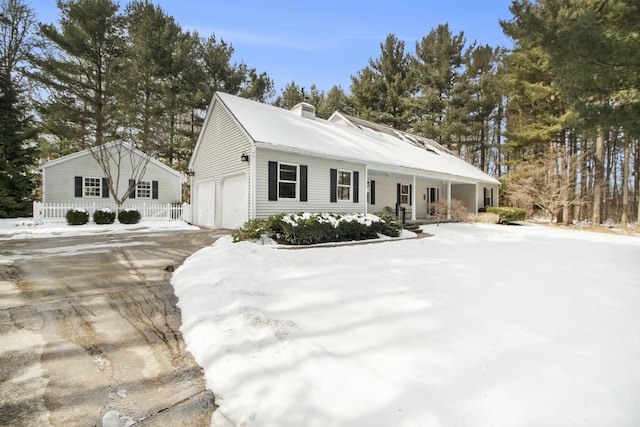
[426,186,439,216]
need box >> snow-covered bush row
[65,207,140,225]
[232,212,402,245]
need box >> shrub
[431,199,469,223]
[118,209,141,224]
[66,208,89,225]
[93,208,116,224]
[231,218,270,242]
[485,206,527,223]
[371,211,402,237]
[280,213,336,245]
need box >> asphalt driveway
[0,229,227,426]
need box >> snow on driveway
[171,223,640,427]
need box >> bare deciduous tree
[89,141,150,206]
[503,148,585,221]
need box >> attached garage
[221,174,248,229]
[194,178,215,227]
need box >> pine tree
[0,72,37,217]
[319,85,352,118]
[274,81,304,109]
[0,0,38,217]
[351,34,414,129]
[410,24,468,148]
[31,0,125,150]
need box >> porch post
[475,183,479,214]
[364,166,368,215]
[411,175,416,221]
[447,180,452,221]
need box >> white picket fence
[33,202,192,224]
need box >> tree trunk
[592,129,605,225]
[621,133,630,228]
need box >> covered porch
[365,168,499,223]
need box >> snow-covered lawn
[0,218,198,240]
[172,223,640,427]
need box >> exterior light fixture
[240,153,250,162]
[188,169,195,176]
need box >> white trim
[447,180,452,221]
[250,147,257,220]
[475,183,479,213]
[411,175,416,221]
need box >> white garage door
[195,179,214,227]
[222,174,248,229]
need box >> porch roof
[217,92,500,185]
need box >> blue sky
[30,0,514,94]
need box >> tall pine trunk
[592,129,605,225]
[621,133,630,228]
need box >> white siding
[255,148,366,218]
[452,184,476,212]
[42,149,181,205]
[191,98,252,227]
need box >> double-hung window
[278,163,297,199]
[337,170,352,201]
[136,180,152,199]
[84,177,102,198]
[400,184,409,205]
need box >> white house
[39,142,184,206]
[188,92,500,229]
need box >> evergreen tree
[122,0,184,155]
[351,34,414,129]
[319,85,352,118]
[274,81,304,109]
[410,24,468,147]
[0,72,37,217]
[31,0,125,150]
[238,68,274,102]
[461,44,502,171]
[0,0,38,217]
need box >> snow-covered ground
[171,223,640,427]
[0,218,198,240]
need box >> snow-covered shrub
[118,208,141,224]
[231,218,270,242]
[485,206,526,223]
[66,208,89,225]
[280,213,336,245]
[232,212,402,244]
[93,208,116,224]
[370,212,402,237]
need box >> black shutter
[483,187,489,206]
[396,183,401,205]
[152,180,159,199]
[129,179,136,199]
[490,188,494,207]
[409,184,412,206]
[300,165,308,202]
[74,176,82,197]
[353,171,359,203]
[330,169,337,203]
[370,180,376,205]
[102,178,109,198]
[268,161,278,201]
